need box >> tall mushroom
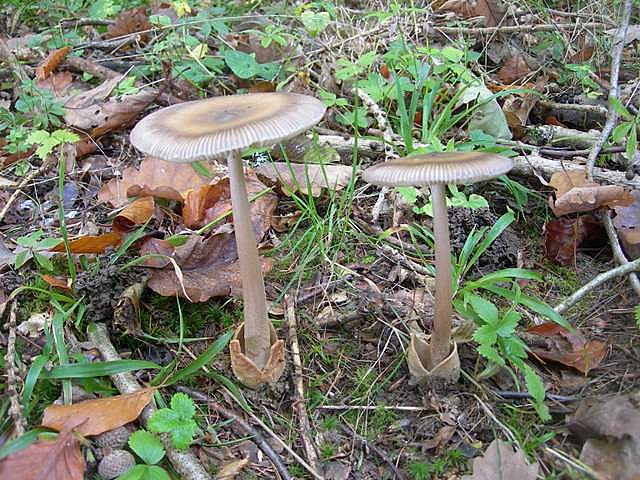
[363,152,513,384]
[130,93,326,387]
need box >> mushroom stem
[228,154,271,369]
[430,183,453,365]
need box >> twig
[340,423,407,480]
[491,390,578,403]
[175,386,293,480]
[317,405,430,412]
[433,22,606,36]
[585,0,633,178]
[0,158,53,225]
[555,257,640,314]
[285,295,323,476]
[87,324,212,480]
[4,300,26,437]
[603,211,640,297]
[296,275,354,305]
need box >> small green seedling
[397,184,488,216]
[120,430,170,480]
[25,128,79,160]
[14,230,60,271]
[610,97,639,165]
[148,393,198,450]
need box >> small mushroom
[363,152,513,385]
[130,93,326,388]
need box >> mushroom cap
[130,92,326,162]
[362,152,513,186]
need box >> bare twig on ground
[4,300,26,437]
[175,386,293,480]
[340,423,407,480]
[285,295,323,477]
[555,257,640,314]
[87,324,212,480]
[317,405,430,412]
[433,22,606,36]
[585,0,633,178]
[603,211,640,296]
[296,274,354,305]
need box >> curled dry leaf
[613,190,640,259]
[141,234,274,302]
[215,456,250,480]
[35,46,71,81]
[255,162,355,197]
[42,388,155,436]
[41,274,73,291]
[98,157,215,207]
[498,55,532,84]
[50,233,122,254]
[543,214,601,266]
[550,170,633,217]
[0,426,85,480]
[113,196,155,233]
[438,0,505,26]
[182,172,277,232]
[461,439,538,480]
[105,7,151,42]
[525,323,607,374]
[568,392,640,480]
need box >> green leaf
[523,364,550,421]
[396,186,419,204]
[40,360,158,379]
[161,331,231,387]
[145,465,172,480]
[170,392,195,419]
[34,252,54,272]
[0,429,51,460]
[501,335,528,360]
[612,122,632,143]
[129,430,165,465]
[495,310,520,337]
[358,51,378,68]
[466,293,499,325]
[477,344,505,366]
[51,129,80,144]
[148,408,181,433]
[466,193,489,209]
[117,464,147,480]
[14,250,30,269]
[473,324,497,345]
[23,351,50,411]
[627,126,637,163]
[223,49,258,79]
[300,11,330,36]
[25,129,50,145]
[170,420,198,450]
[610,97,634,121]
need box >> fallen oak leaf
[113,196,155,233]
[98,156,215,207]
[105,7,151,42]
[498,55,532,84]
[461,439,538,480]
[141,234,273,302]
[0,426,85,480]
[215,456,250,480]
[42,388,155,436]
[525,323,607,374]
[543,214,601,266]
[550,170,633,216]
[50,233,122,254]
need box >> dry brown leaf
[461,439,538,480]
[113,196,155,233]
[98,157,214,207]
[0,427,85,480]
[42,388,155,436]
[550,170,633,216]
[255,162,355,197]
[50,233,122,254]
[613,190,640,259]
[141,234,274,302]
[41,274,73,291]
[105,7,151,42]
[569,393,640,480]
[215,457,250,480]
[37,71,73,97]
[498,56,532,84]
[543,214,601,266]
[525,323,607,374]
[35,46,71,80]
[474,0,504,26]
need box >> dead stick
[87,323,212,480]
[585,0,633,177]
[176,386,293,480]
[603,211,640,296]
[285,295,323,477]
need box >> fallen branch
[317,134,640,188]
[603,211,640,296]
[585,0,633,177]
[554,257,640,314]
[285,295,322,477]
[176,386,293,480]
[87,323,212,480]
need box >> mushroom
[130,93,326,387]
[362,152,513,384]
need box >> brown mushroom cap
[130,93,326,162]
[362,152,513,186]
